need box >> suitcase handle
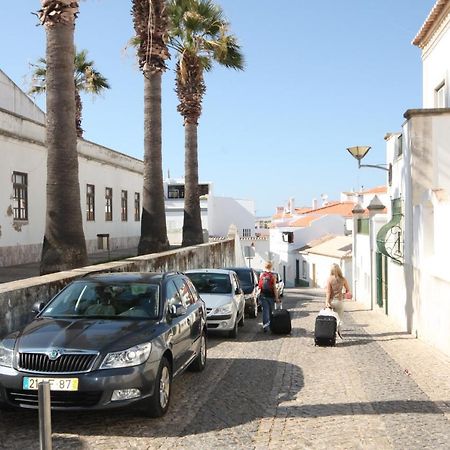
[274,302,282,310]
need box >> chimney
[312,198,318,210]
[288,197,295,213]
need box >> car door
[173,277,201,362]
[164,280,191,374]
[231,273,245,318]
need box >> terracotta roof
[294,207,312,214]
[296,234,336,252]
[360,186,387,195]
[412,0,450,48]
[288,202,355,227]
[300,235,353,259]
[272,212,293,220]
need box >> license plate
[23,377,79,391]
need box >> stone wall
[0,239,235,338]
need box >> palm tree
[29,49,110,138]
[168,0,244,247]
[37,0,88,274]
[132,0,171,255]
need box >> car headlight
[212,304,233,315]
[0,343,13,368]
[100,343,152,369]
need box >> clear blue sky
[1,1,436,216]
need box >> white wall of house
[0,70,45,123]
[270,215,346,287]
[303,253,351,289]
[210,196,255,238]
[421,5,450,108]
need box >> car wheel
[189,332,207,372]
[143,357,172,418]
[238,310,245,327]
[228,316,238,338]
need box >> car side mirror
[169,304,186,317]
[32,301,46,314]
[235,288,242,295]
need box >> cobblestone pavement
[1,288,450,449]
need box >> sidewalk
[254,288,450,449]
[0,247,138,284]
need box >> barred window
[134,192,140,221]
[12,172,28,220]
[86,184,95,221]
[105,187,113,221]
[121,190,128,221]
[242,228,251,237]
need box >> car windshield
[187,273,232,294]
[40,280,160,319]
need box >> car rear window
[229,269,253,285]
[186,273,232,294]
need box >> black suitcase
[314,315,337,346]
[270,308,292,334]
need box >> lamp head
[347,146,371,161]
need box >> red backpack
[259,272,275,296]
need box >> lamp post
[346,146,392,182]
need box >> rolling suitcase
[270,303,292,334]
[314,311,337,346]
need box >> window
[397,134,403,158]
[168,185,184,199]
[121,190,128,221]
[357,218,369,235]
[168,184,209,199]
[86,184,95,221]
[134,192,140,221]
[242,228,251,237]
[302,261,307,279]
[105,187,112,221]
[282,231,294,243]
[12,171,28,220]
[173,278,195,307]
[165,280,182,309]
[435,81,446,107]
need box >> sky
[1,1,437,216]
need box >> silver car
[185,269,245,338]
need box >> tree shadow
[0,357,304,441]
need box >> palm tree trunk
[40,22,88,274]
[182,121,203,247]
[138,72,170,254]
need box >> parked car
[224,267,259,318]
[0,272,207,417]
[274,272,285,297]
[185,269,245,338]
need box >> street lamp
[346,146,392,182]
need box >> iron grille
[19,352,98,373]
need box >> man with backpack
[258,261,280,332]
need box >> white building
[269,200,355,287]
[0,70,255,267]
[354,0,450,357]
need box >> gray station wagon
[0,272,207,417]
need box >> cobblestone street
[1,287,450,449]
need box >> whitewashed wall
[0,70,45,123]
[210,197,255,238]
[270,215,346,287]
[421,9,450,108]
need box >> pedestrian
[258,261,280,332]
[325,263,351,339]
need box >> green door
[376,252,388,313]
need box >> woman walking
[325,263,351,338]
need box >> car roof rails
[161,271,182,280]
